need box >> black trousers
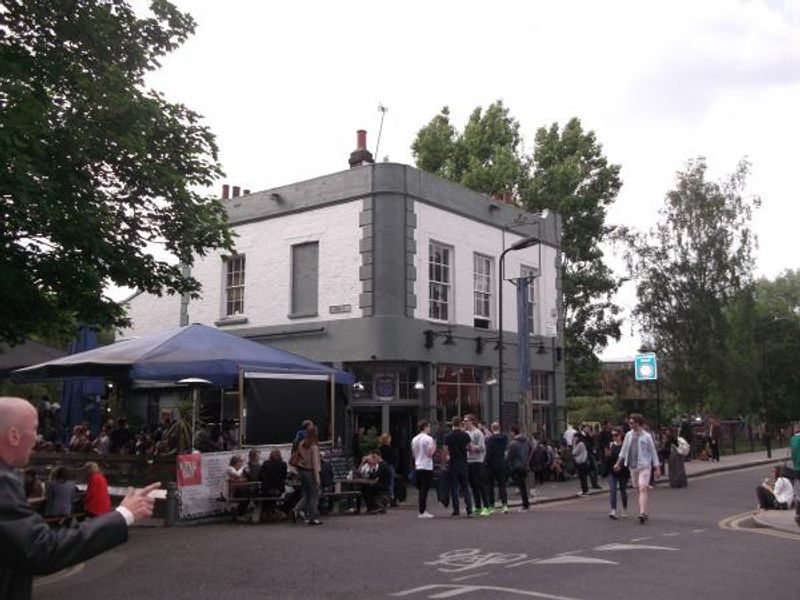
[468,462,490,509]
[709,439,720,462]
[510,470,529,509]
[487,463,508,506]
[416,469,433,514]
[576,462,589,494]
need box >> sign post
[634,354,660,431]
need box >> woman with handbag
[293,425,322,525]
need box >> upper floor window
[473,253,492,329]
[520,265,539,335]
[428,242,452,321]
[225,254,246,316]
[291,241,319,317]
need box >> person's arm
[0,471,128,575]
[614,434,631,470]
[648,434,661,471]
[427,436,436,458]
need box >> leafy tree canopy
[412,106,623,395]
[627,158,760,415]
[0,0,235,345]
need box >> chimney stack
[232,186,241,198]
[222,184,230,199]
[349,129,375,168]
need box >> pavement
[139,446,797,532]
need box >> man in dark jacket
[484,422,508,513]
[0,397,158,600]
[506,425,532,511]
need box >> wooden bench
[220,481,287,524]
[319,489,363,515]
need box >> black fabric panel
[244,378,329,444]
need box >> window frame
[428,241,453,322]
[224,254,246,317]
[520,265,539,336]
[473,253,493,328]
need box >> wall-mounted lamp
[475,336,484,354]
[414,381,425,390]
[423,329,457,348]
[485,377,498,386]
[537,343,547,355]
[353,381,365,391]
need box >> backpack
[676,436,690,457]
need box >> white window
[521,265,539,335]
[473,253,492,328]
[428,242,452,321]
[224,254,246,316]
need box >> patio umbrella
[60,325,106,441]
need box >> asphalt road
[34,465,799,600]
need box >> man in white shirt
[411,420,436,518]
[757,466,794,510]
[563,424,577,447]
[464,415,491,516]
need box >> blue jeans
[449,463,473,515]
[608,469,629,511]
[297,469,320,520]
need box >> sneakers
[638,513,649,524]
[609,510,618,520]
[478,507,493,517]
[577,491,587,497]
[418,512,435,519]
[515,506,530,513]
[501,505,509,514]
[308,519,322,526]
[619,509,628,519]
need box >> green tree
[522,118,623,395]
[411,101,529,197]
[627,158,760,416]
[0,0,235,345]
[752,271,800,421]
[413,108,623,396]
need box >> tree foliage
[627,158,760,416]
[412,107,623,396]
[522,118,623,395]
[0,0,235,344]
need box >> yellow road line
[719,511,800,542]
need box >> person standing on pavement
[506,425,532,512]
[411,420,436,518]
[582,424,602,489]
[485,422,508,513]
[614,413,661,524]
[295,425,322,525]
[0,397,159,600]
[572,432,590,497]
[708,418,722,463]
[464,414,491,516]
[444,417,474,517]
[606,428,629,519]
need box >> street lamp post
[498,235,540,430]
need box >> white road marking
[452,573,489,582]
[662,532,680,537]
[425,549,528,572]
[33,563,85,588]
[390,584,582,599]
[630,537,652,541]
[692,529,706,533]
[595,543,678,552]
[533,556,618,565]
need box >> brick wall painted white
[121,200,362,337]
[119,291,181,339]
[414,202,559,335]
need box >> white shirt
[466,428,486,463]
[774,476,794,505]
[411,432,435,471]
[563,427,576,446]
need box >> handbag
[289,449,302,468]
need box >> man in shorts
[614,413,661,524]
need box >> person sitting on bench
[362,451,391,514]
[43,466,78,525]
[757,466,794,510]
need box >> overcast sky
[136,0,800,359]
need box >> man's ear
[7,426,20,447]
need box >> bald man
[0,397,160,600]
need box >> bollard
[165,482,178,527]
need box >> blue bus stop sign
[634,353,658,381]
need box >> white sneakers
[418,512,435,519]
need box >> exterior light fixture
[353,381,365,391]
[443,332,456,346]
[485,377,498,386]
[414,381,425,390]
